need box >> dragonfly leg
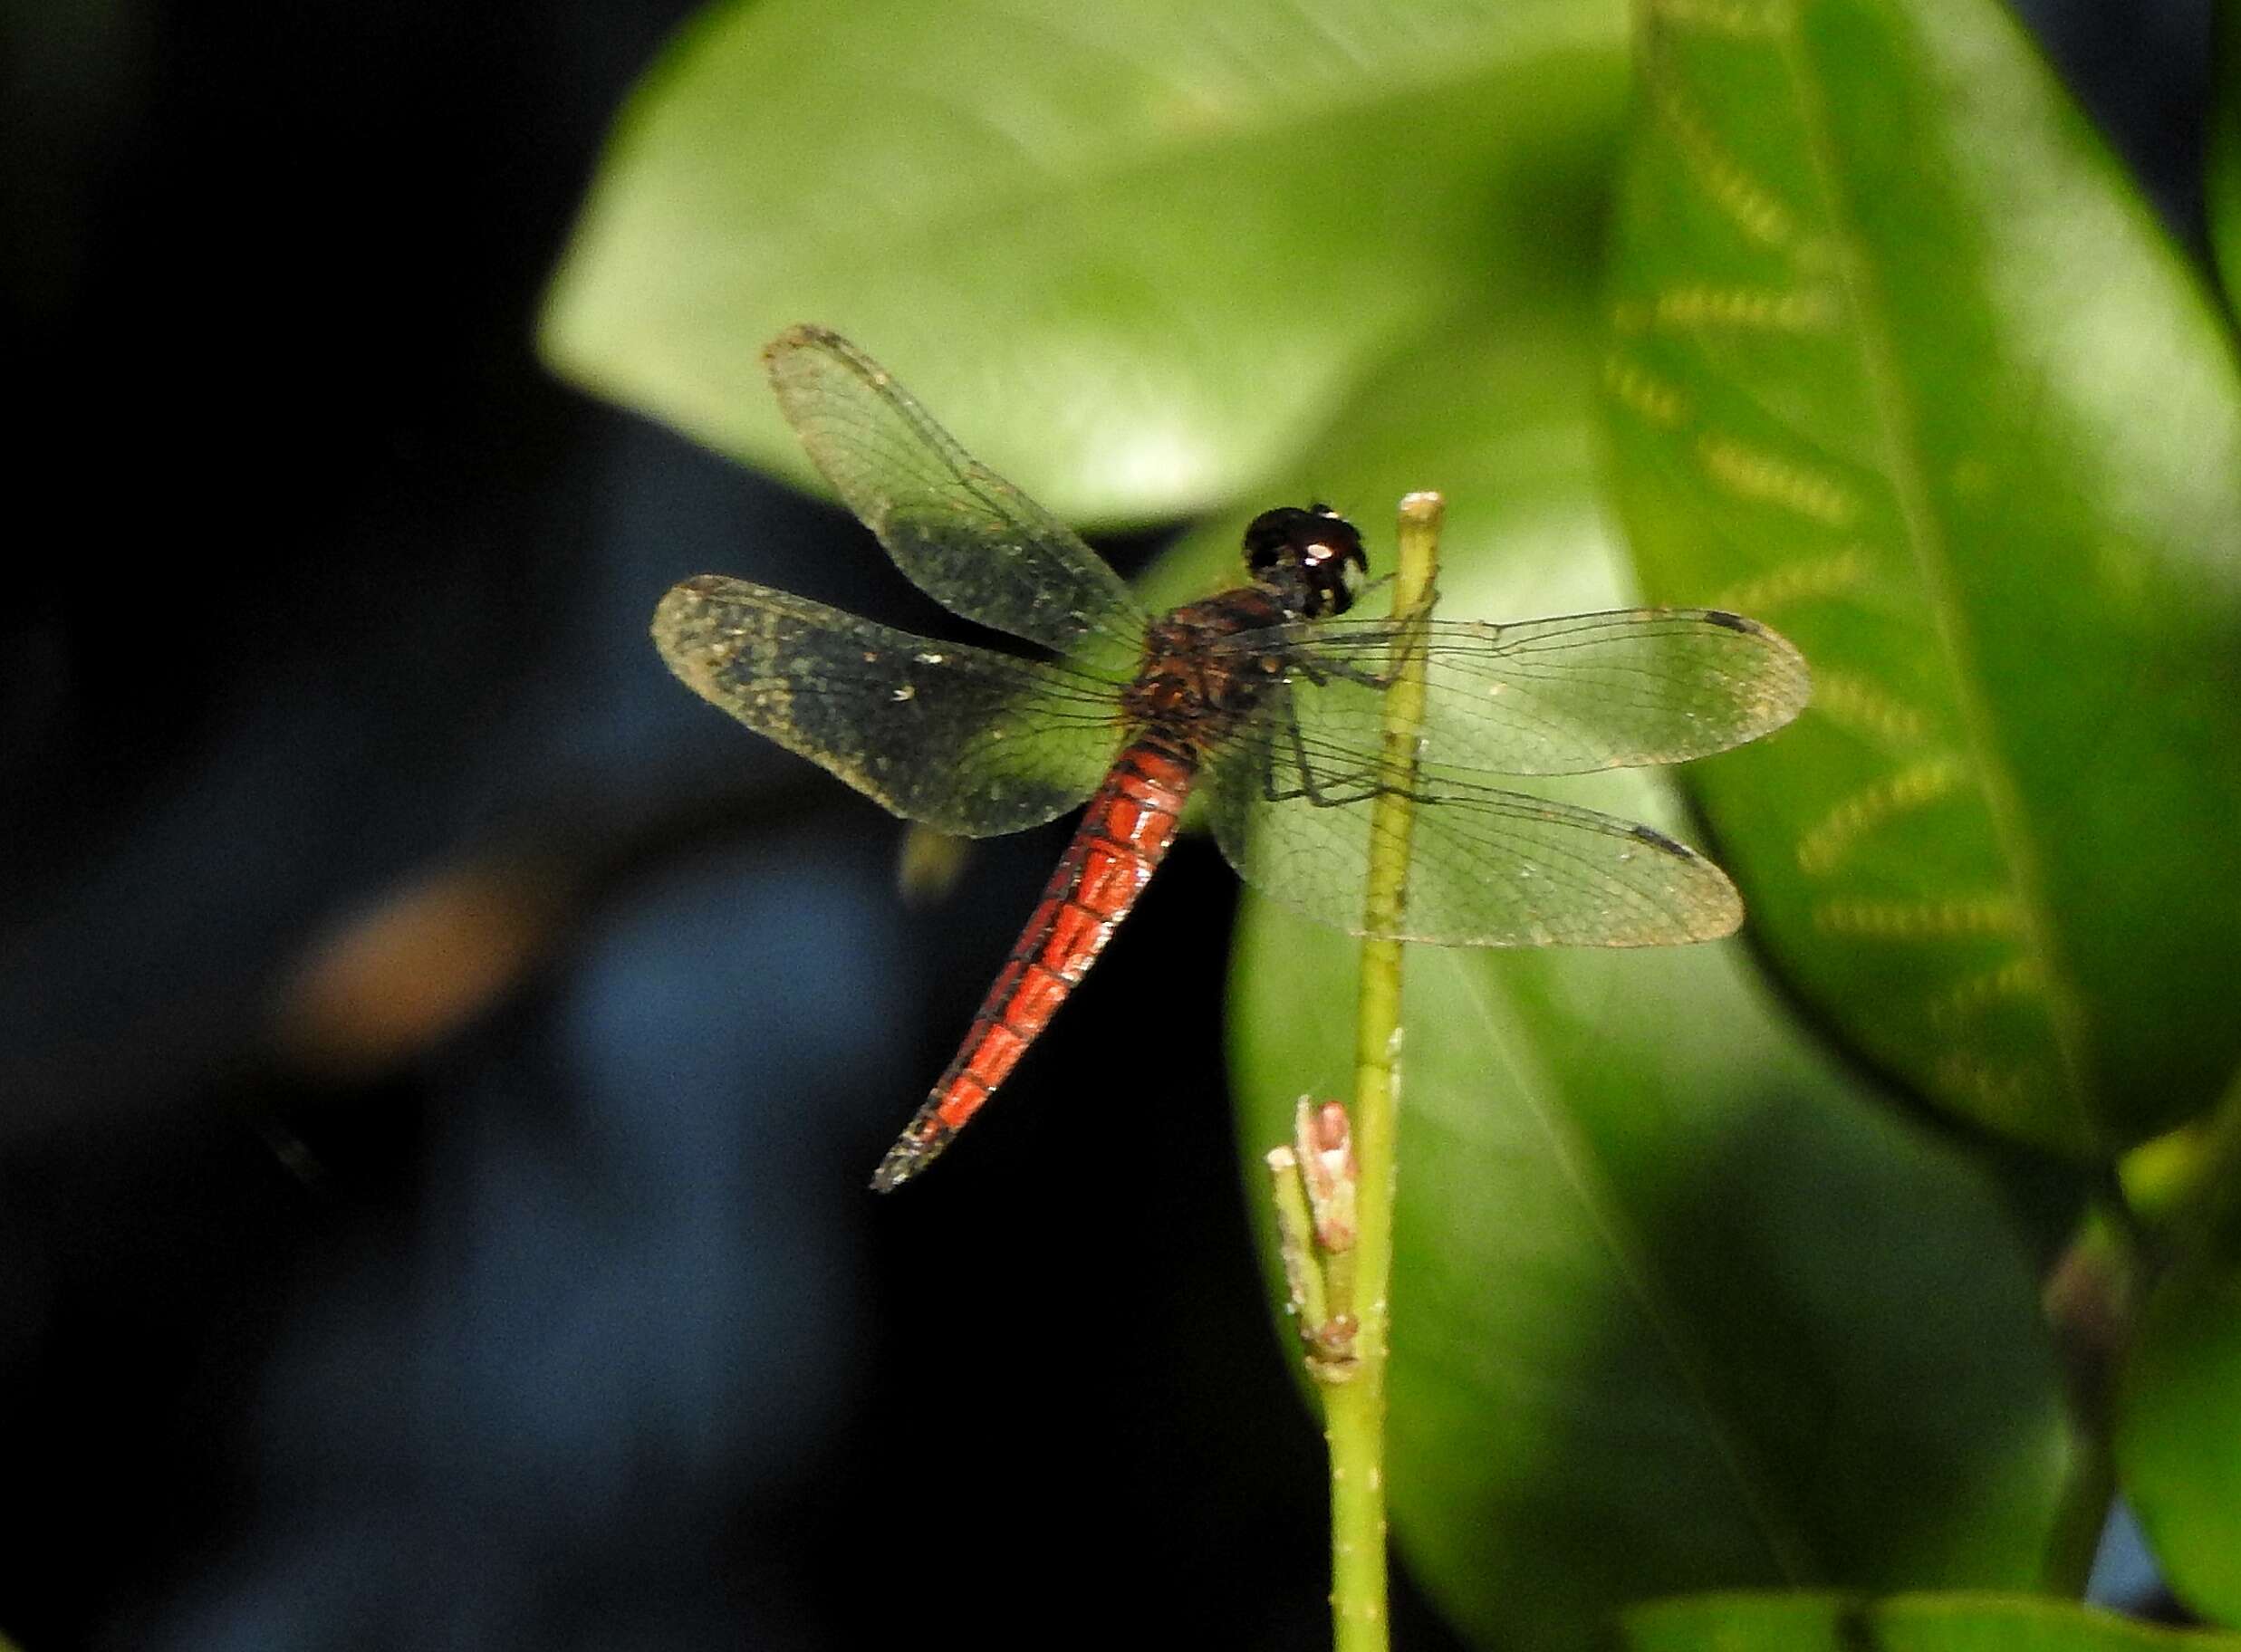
[1259,697,1455,812]
[1262,701,1382,808]
[1290,654,1391,693]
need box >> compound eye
[1242,505,1310,577]
[1242,504,1369,612]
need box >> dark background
[0,2,2213,1647]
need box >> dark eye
[1242,506,1312,576]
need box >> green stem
[1324,493,1442,1652]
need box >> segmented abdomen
[870,739,1195,1191]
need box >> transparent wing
[1200,609,1809,777]
[1201,688,1742,946]
[765,325,1145,657]
[654,575,1126,837]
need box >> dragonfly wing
[1206,609,1808,777]
[765,326,1145,658]
[656,575,1121,837]
[1201,695,1742,946]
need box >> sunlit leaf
[540,0,1627,525]
[1601,0,2241,1157]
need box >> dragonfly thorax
[1122,590,1294,748]
[1120,505,1365,744]
[1242,504,1367,620]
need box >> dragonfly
[655,326,1809,1190]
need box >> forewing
[1202,696,1742,946]
[1205,609,1808,777]
[654,575,1122,837]
[765,326,1144,657]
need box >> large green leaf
[539,0,1627,525]
[2116,1080,2241,1627]
[1623,1591,2241,1651]
[1216,303,2079,1652]
[1600,0,2241,1157]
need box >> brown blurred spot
[267,860,563,1080]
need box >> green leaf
[2117,1079,2241,1626]
[1622,1591,2241,1651]
[538,0,1627,525]
[1600,0,2241,1157]
[1221,303,2079,1652]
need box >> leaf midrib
[1769,2,2098,1148]
[1447,948,1824,1585]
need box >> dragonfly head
[1242,504,1368,619]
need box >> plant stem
[1323,492,1442,1652]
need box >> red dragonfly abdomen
[870,737,1196,1191]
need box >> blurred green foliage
[543,0,2241,1645]
[2117,1081,2241,1625]
[542,0,1630,523]
[1625,1592,2241,1649]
